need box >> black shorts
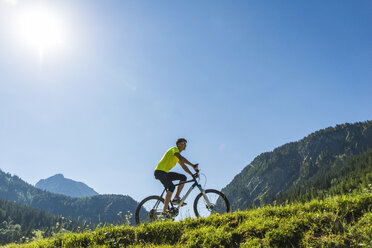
[154,170,187,193]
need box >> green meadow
[6,191,372,248]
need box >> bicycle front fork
[198,186,213,208]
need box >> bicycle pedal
[158,212,171,220]
[173,202,187,206]
[172,199,187,206]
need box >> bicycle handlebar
[192,164,200,180]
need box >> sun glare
[17,8,65,58]
[3,0,18,5]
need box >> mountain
[35,174,99,198]
[0,170,138,226]
[221,121,372,210]
[274,148,372,203]
[0,198,79,245]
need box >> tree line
[0,198,80,245]
[274,149,372,204]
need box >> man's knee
[181,175,187,181]
[167,184,175,192]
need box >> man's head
[176,138,187,152]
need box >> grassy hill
[5,191,372,247]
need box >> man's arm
[174,153,198,170]
[179,161,194,177]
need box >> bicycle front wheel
[135,195,168,225]
[194,189,231,218]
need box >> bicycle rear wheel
[135,195,168,225]
[193,189,231,218]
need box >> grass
[5,192,372,248]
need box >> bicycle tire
[193,189,231,217]
[135,195,168,225]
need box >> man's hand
[193,164,199,179]
[193,163,199,172]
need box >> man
[154,138,199,215]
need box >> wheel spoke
[135,196,166,225]
[194,190,230,218]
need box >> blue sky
[0,0,371,202]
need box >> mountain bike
[135,172,231,225]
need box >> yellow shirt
[155,147,180,172]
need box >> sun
[17,8,65,58]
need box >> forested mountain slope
[275,148,372,203]
[0,170,138,226]
[0,198,80,245]
[222,121,372,210]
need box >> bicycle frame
[135,172,231,225]
[158,176,212,211]
[136,171,232,225]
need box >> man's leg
[168,173,187,200]
[154,170,175,213]
[163,191,173,213]
[174,181,185,199]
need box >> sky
[0,0,371,203]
